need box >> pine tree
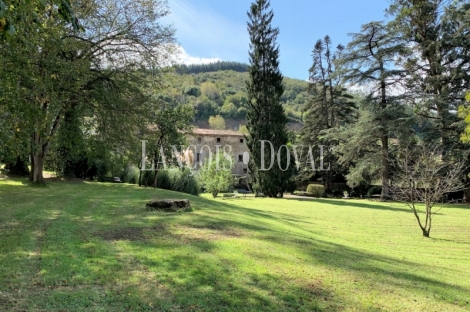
[337,22,408,200]
[387,0,470,200]
[300,36,356,193]
[245,0,291,198]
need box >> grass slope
[0,179,469,311]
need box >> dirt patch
[0,293,16,310]
[178,224,243,241]
[94,224,241,243]
[95,227,147,241]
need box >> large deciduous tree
[0,0,176,184]
[245,0,291,197]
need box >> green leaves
[0,0,80,41]
[199,153,235,198]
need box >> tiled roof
[189,128,244,137]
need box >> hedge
[306,184,325,198]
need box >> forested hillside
[158,61,308,128]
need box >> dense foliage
[121,166,200,196]
[0,0,178,184]
[296,0,470,208]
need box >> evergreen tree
[387,0,470,200]
[245,0,291,198]
[299,36,356,193]
[337,22,408,200]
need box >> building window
[196,153,200,161]
[198,137,202,143]
[216,137,221,143]
[243,168,248,174]
[240,138,244,143]
[238,155,243,162]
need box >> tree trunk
[380,60,389,201]
[9,156,29,176]
[138,158,142,186]
[30,151,46,185]
[28,108,62,185]
[29,133,49,185]
[380,135,389,200]
[422,229,430,237]
[463,163,470,203]
[463,188,470,204]
[153,169,158,188]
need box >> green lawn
[0,178,469,311]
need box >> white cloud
[174,46,221,65]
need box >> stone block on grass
[146,199,192,212]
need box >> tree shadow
[284,197,417,213]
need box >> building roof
[189,128,244,137]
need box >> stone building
[186,128,249,178]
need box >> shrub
[332,190,344,198]
[350,181,370,197]
[306,184,325,198]
[170,168,200,196]
[140,170,155,186]
[155,170,172,190]
[122,166,140,184]
[367,186,382,197]
[285,178,297,194]
[121,166,200,196]
[198,153,234,197]
[332,183,350,193]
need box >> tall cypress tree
[245,0,291,198]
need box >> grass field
[0,178,469,311]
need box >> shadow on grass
[261,235,468,304]
[285,197,415,213]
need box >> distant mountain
[159,62,308,129]
[174,61,249,75]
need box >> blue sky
[166,0,392,80]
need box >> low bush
[120,166,200,196]
[332,183,350,193]
[140,170,155,186]
[155,170,172,190]
[367,186,382,197]
[122,166,140,184]
[169,168,200,196]
[332,190,344,198]
[285,178,298,194]
[306,184,325,198]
